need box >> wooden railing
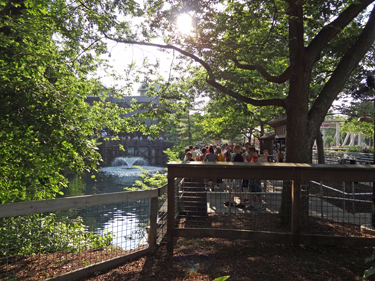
[166,162,375,252]
[0,185,169,281]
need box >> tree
[0,0,160,203]
[100,0,375,163]
[335,101,374,146]
[195,97,282,142]
[325,135,333,147]
[341,119,373,140]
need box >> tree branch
[255,0,278,56]
[72,37,103,65]
[233,59,290,83]
[103,33,214,76]
[351,86,371,99]
[305,0,374,64]
[308,5,375,126]
[104,34,287,108]
[206,79,286,108]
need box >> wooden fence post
[292,174,301,247]
[148,197,158,247]
[167,172,175,253]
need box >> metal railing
[0,182,174,281]
[166,162,375,252]
[312,150,373,164]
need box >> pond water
[63,157,166,250]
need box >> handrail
[0,184,169,219]
[167,162,375,182]
[310,194,371,203]
[311,180,372,196]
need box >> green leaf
[213,277,230,281]
[362,266,375,281]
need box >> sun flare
[177,13,192,35]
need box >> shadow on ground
[84,237,375,281]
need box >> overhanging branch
[206,79,286,108]
[103,34,214,75]
[305,0,374,64]
[233,59,290,83]
[105,34,287,108]
[309,5,375,124]
[351,86,371,99]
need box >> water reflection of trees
[65,172,145,196]
[60,169,154,249]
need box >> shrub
[0,214,113,257]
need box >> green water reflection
[61,163,165,249]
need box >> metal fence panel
[175,177,291,234]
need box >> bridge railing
[0,181,178,281]
[166,162,375,252]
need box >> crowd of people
[182,143,285,211]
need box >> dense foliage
[195,97,282,141]
[0,0,160,203]
[0,214,113,257]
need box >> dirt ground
[83,237,375,281]
[81,215,375,281]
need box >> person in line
[224,145,245,208]
[224,144,233,162]
[214,147,225,190]
[185,151,194,162]
[196,148,206,161]
[277,147,284,163]
[189,145,197,160]
[216,147,224,162]
[261,150,269,192]
[204,147,218,190]
[195,145,201,155]
[246,147,265,210]
[241,145,253,203]
[204,147,218,162]
[182,148,190,162]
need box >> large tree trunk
[277,5,317,224]
[278,110,315,227]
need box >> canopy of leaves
[0,0,164,203]
[99,0,375,162]
[341,119,374,136]
[195,96,283,141]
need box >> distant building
[138,84,160,96]
[85,83,164,137]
